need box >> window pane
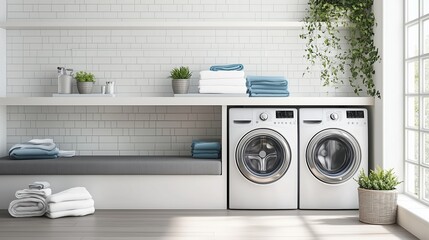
[425,0,429,15]
[406,96,419,128]
[425,59,429,93]
[406,163,420,197]
[408,0,419,21]
[425,133,429,165]
[408,60,420,93]
[407,130,420,162]
[424,168,429,202]
[408,24,419,58]
[425,97,429,129]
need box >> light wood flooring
[0,210,417,240]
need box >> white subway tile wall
[6,0,307,21]
[7,106,221,156]
[5,1,356,155]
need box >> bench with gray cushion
[0,156,221,175]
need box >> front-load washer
[299,108,368,209]
[229,108,298,209]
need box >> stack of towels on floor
[246,75,290,97]
[46,187,95,219]
[199,64,247,94]
[8,181,51,217]
[9,139,75,160]
[191,140,221,159]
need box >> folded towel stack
[46,187,95,219]
[191,140,221,159]
[246,75,290,97]
[8,181,51,218]
[199,64,247,94]
[9,139,75,160]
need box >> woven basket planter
[358,188,398,224]
[172,79,190,94]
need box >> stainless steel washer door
[236,128,291,184]
[306,129,361,184]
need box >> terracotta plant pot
[77,81,94,94]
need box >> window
[405,0,429,203]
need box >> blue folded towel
[192,153,221,159]
[247,82,288,87]
[249,89,289,94]
[10,148,60,160]
[246,75,285,82]
[192,149,221,154]
[192,140,221,151]
[249,92,290,97]
[210,64,244,71]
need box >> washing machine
[299,108,368,209]
[228,108,298,209]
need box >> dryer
[299,108,368,209]
[229,108,298,209]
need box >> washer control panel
[255,109,296,125]
[326,109,367,126]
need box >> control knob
[330,113,339,121]
[259,112,269,121]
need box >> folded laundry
[47,187,92,203]
[48,199,94,213]
[46,207,95,219]
[9,141,56,154]
[246,81,288,87]
[9,148,59,160]
[200,70,245,80]
[199,78,247,86]
[246,75,286,82]
[8,196,48,218]
[58,150,76,157]
[191,149,221,154]
[248,88,290,94]
[209,64,244,71]
[192,140,221,151]
[192,153,221,159]
[29,181,51,190]
[16,188,52,199]
[249,93,290,97]
[199,86,247,94]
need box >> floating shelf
[0,21,305,30]
[0,97,375,106]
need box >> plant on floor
[75,71,96,82]
[169,66,192,80]
[356,167,401,190]
[300,0,381,98]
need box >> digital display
[346,111,365,118]
[276,111,294,118]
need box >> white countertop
[0,97,374,106]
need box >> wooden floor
[0,210,417,240]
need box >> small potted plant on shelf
[169,66,192,94]
[356,167,402,224]
[75,71,96,94]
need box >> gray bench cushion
[0,156,221,175]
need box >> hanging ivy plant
[300,0,381,98]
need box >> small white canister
[105,81,115,94]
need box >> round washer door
[306,128,361,184]
[236,128,291,184]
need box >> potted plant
[169,66,192,94]
[75,71,95,94]
[300,0,381,98]
[356,167,402,224]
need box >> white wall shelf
[0,97,375,106]
[0,21,305,30]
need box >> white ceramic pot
[77,81,94,94]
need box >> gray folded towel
[29,181,51,190]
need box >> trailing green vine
[300,0,381,98]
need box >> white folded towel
[15,188,52,199]
[47,187,92,203]
[29,181,51,190]
[58,150,76,157]
[199,78,246,86]
[200,70,245,79]
[48,199,94,213]
[46,207,95,219]
[28,139,54,145]
[8,196,48,217]
[9,139,56,154]
[199,86,248,94]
